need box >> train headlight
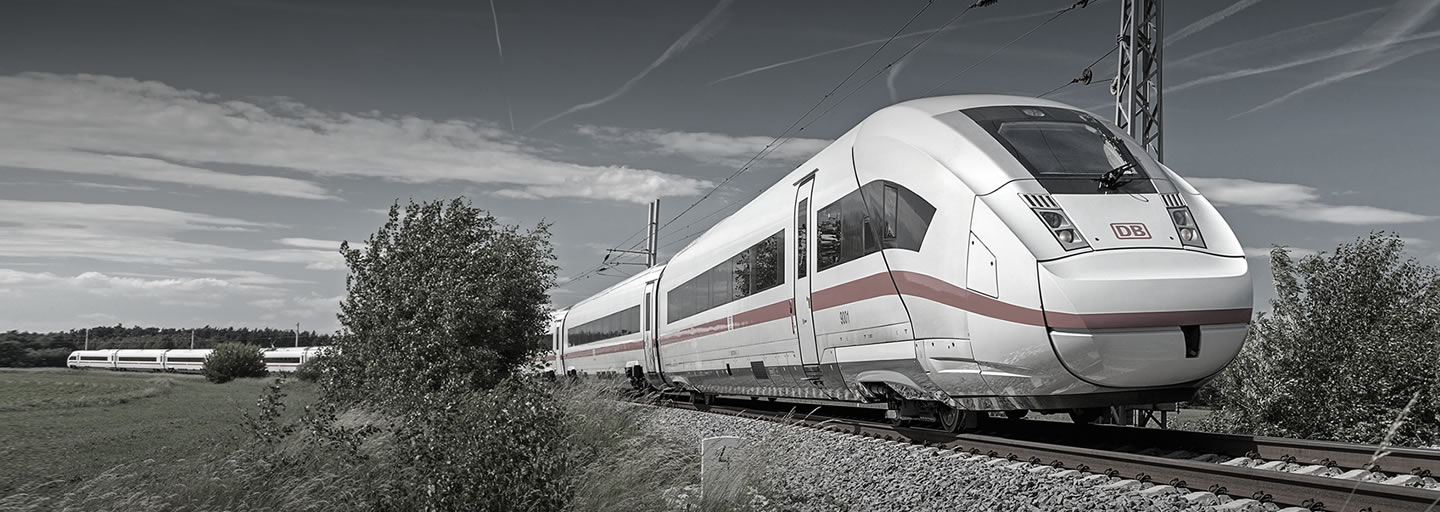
[1040,211,1065,229]
[1167,206,1206,249]
[1025,202,1089,252]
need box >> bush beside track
[1200,233,1440,447]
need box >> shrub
[292,357,323,383]
[203,343,267,384]
[328,198,557,405]
[1201,233,1440,446]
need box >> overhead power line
[921,0,1093,97]
[1038,42,1119,97]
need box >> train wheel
[937,406,968,433]
[1004,410,1028,420]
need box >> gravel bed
[643,405,1287,512]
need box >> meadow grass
[0,368,316,498]
[0,374,766,511]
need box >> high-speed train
[67,346,328,373]
[547,95,1252,430]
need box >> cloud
[0,72,710,204]
[527,0,733,132]
[1165,0,1266,46]
[177,269,314,286]
[0,199,344,269]
[1189,177,1434,225]
[275,237,343,251]
[0,149,337,200]
[0,268,277,306]
[578,125,831,168]
[255,294,344,330]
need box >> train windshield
[963,106,1156,194]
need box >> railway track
[658,396,1440,511]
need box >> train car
[559,266,662,387]
[67,349,116,370]
[162,349,211,373]
[261,346,321,373]
[113,349,168,371]
[647,95,1250,428]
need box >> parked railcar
[567,95,1251,429]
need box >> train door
[793,176,821,375]
[551,313,570,377]
[642,279,665,387]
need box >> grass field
[0,368,315,497]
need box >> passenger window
[732,250,749,299]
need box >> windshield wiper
[1095,162,1139,191]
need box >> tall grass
[0,376,176,412]
[1,378,770,511]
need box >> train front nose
[1038,249,1252,388]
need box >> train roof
[564,264,662,312]
[666,94,1087,268]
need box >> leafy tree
[1203,233,1440,446]
[327,198,557,406]
[203,343,268,383]
[0,341,27,367]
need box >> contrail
[1167,28,1440,94]
[1171,7,1385,68]
[488,0,514,131]
[1165,0,1266,46]
[886,54,911,103]
[528,0,732,133]
[1231,42,1440,118]
[1222,0,1440,114]
[710,30,933,86]
[708,2,1097,87]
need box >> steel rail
[661,399,1440,511]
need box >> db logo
[1111,223,1151,239]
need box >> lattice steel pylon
[1113,0,1163,161]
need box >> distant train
[545,95,1252,430]
[67,346,328,373]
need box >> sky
[1,0,1438,333]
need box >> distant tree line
[0,325,335,368]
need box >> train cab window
[962,105,1156,194]
[817,181,935,272]
[883,185,899,240]
[817,206,841,270]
